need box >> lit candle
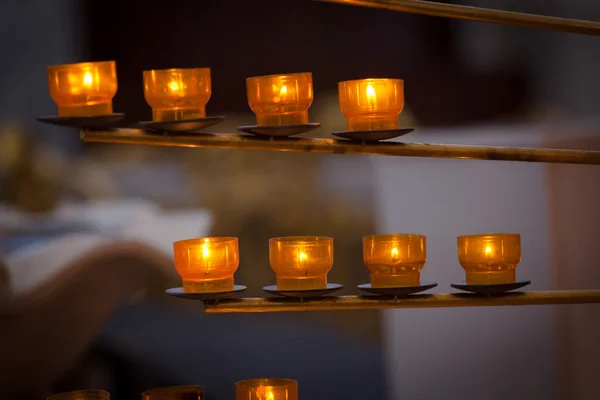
[246,73,313,126]
[47,61,117,117]
[269,236,333,290]
[143,67,211,122]
[363,234,426,287]
[338,78,404,131]
[235,379,298,400]
[457,234,521,284]
[173,237,239,293]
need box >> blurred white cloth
[1,199,212,297]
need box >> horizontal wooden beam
[203,290,600,313]
[315,0,600,36]
[81,129,600,165]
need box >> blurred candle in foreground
[363,234,426,287]
[246,72,313,126]
[338,78,404,131]
[143,67,211,121]
[47,61,117,117]
[269,236,333,290]
[235,379,298,400]
[457,233,521,284]
[141,385,204,400]
[47,390,110,400]
[173,237,239,293]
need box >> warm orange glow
[235,379,298,400]
[366,84,376,108]
[47,61,117,117]
[83,72,93,87]
[269,236,333,290]
[168,80,180,92]
[246,73,313,126]
[143,67,211,121]
[338,78,404,131]
[202,243,210,258]
[298,252,308,263]
[264,388,275,400]
[485,245,493,257]
[173,237,239,293]
[458,234,521,284]
[363,234,426,287]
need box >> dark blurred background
[0,0,599,399]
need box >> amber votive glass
[338,78,404,131]
[173,237,239,293]
[235,378,298,400]
[47,390,110,400]
[269,236,333,290]
[141,385,204,400]
[457,233,521,284]
[47,61,117,117]
[363,234,426,287]
[246,72,313,126]
[143,68,211,122]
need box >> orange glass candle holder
[141,385,204,400]
[173,237,239,293]
[457,233,521,285]
[235,378,298,400]
[246,72,313,126]
[143,68,211,122]
[363,234,426,287]
[338,78,404,131]
[47,390,110,400]
[47,61,117,117]
[269,236,333,290]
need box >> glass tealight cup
[246,72,313,126]
[457,233,521,284]
[173,237,239,293]
[363,234,426,287]
[47,61,117,117]
[269,236,333,290]
[338,78,404,131]
[235,378,298,400]
[143,68,211,122]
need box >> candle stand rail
[202,290,600,313]
[81,129,600,165]
[315,0,600,36]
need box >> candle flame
[366,84,376,98]
[168,81,180,92]
[83,72,93,88]
[298,252,307,262]
[366,84,376,108]
[202,243,210,259]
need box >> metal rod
[203,290,600,313]
[315,0,600,36]
[81,129,600,165]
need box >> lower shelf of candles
[200,290,600,313]
[80,129,600,165]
